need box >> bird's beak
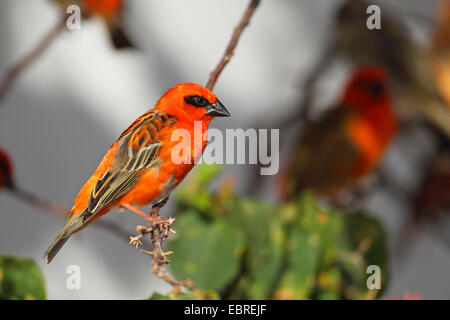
[205,99,230,117]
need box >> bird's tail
[44,234,71,264]
[44,211,90,263]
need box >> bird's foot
[129,216,176,249]
[137,216,176,241]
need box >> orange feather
[45,83,229,262]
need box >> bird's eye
[184,95,210,107]
[363,81,384,98]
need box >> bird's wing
[287,107,360,193]
[81,111,177,222]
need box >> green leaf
[168,212,246,290]
[0,255,46,300]
[316,267,342,299]
[339,211,388,298]
[274,229,320,299]
[175,165,223,214]
[228,199,285,299]
[295,192,343,266]
[148,292,170,300]
[148,290,220,300]
[194,164,222,187]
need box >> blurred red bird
[83,0,134,49]
[44,83,230,262]
[280,66,396,199]
[54,0,135,49]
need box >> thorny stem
[0,14,67,102]
[128,203,194,291]
[205,0,261,91]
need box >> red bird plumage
[44,83,230,262]
[279,66,397,199]
[0,148,14,191]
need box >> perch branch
[0,14,66,102]
[127,203,194,291]
[205,0,261,91]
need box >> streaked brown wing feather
[81,112,177,222]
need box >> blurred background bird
[44,83,230,263]
[53,0,135,49]
[0,147,14,191]
[330,0,450,138]
[279,66,396,201]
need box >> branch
[0,14,66,102]
[7,185,130,241]
[128,204,194,291]
[205,0,261,91]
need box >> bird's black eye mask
[359,80,385,98]
[184,95,210,107]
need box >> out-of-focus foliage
[148,290,220,300]
[163,165,388,300]
[0,254,46,300]
[0,165,388,301]
[168,212,245,290]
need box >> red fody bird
[54,0,135,49]
[44,83,230,263]
[280,66,397,199]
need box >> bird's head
[342,65,390,111]
[155,83,230,123]
[342,65,396,142]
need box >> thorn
[129,236,143,248]
[140,249,155,257]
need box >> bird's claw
[130,216,176,247]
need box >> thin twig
[0,14,67,102]
[205,0,261,91]
[7,185,130,241]
[9,185,69,217]
[128,204,194,291]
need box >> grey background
[0,0,449,299]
